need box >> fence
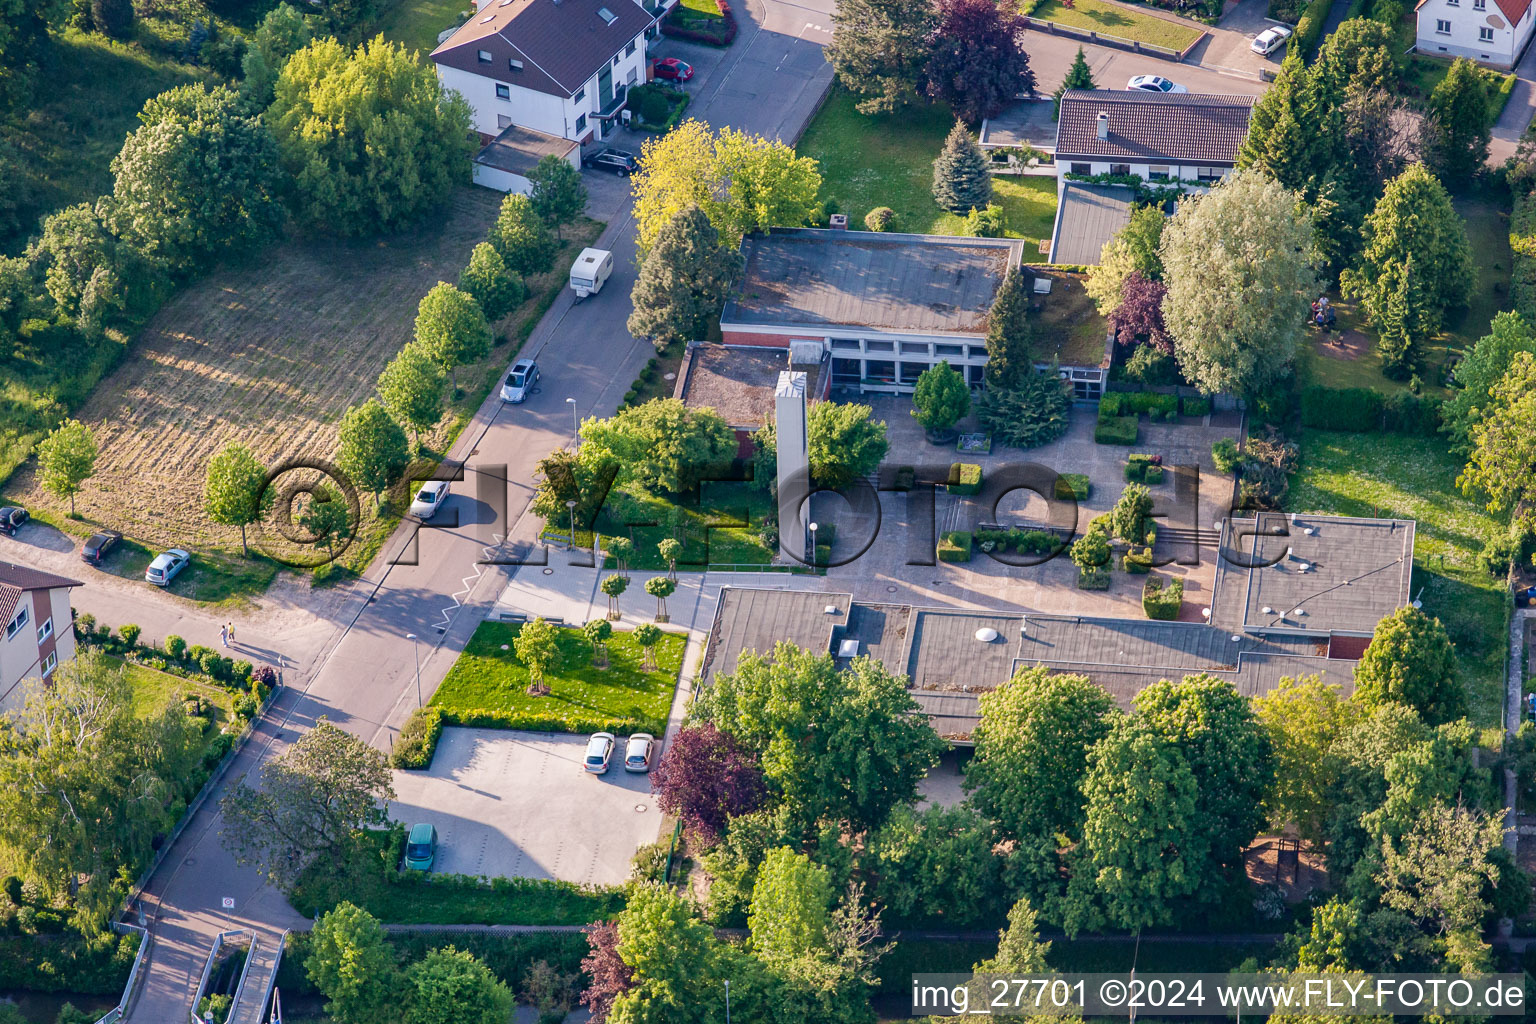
[90,922,151,1024]
[189,929,247,1024]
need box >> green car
[403,822,437,871]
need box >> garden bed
[1025,0,1205,50]
[661,0,738,45]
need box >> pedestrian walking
[220,624,229,647]
[228,621,236,646]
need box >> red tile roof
[1496,0,1532,29]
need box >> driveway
[1491,39,1536,164]
[1023,25,1269,97]
[1186,0,1289,76]
[390,729,664,886]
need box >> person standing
[220,624,229,647]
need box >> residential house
[0,563,83,714]
[1416,0,1533,69]
[1054,90,1256,191]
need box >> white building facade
[1416,0,1533,69]
[0,565,81,715]
[1054,90,1256,193]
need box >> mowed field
[9,187,510,562]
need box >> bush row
[1513,190,1536,322]
[1078,566,1111,590]
[947,463,982,495]
[1298,385,1443,435]
[392,707,444,770]
[1292,0,1333,57]
[74,614,276,693]
[975,528,1061,555]
[659,0,739,44]
[1143,576,1185,619]
[938,530,974,563]
[1095,414,1138,445]
[0,931,140,995]
[439,707,663,737]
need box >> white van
[570,248,614,300]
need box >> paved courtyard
[389,727,664,887]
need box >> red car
[653,58,693,82]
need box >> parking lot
[389,727,665,887]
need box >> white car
[409,480,450,520]
[1251,25,1292,55]
[624,733,655,773]
[584,732,616,775]
[1127,75,1187,94]
[145,548,190,586]
[500,358,539,403]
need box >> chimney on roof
[1096,111,1109,140]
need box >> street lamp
[808,521,818,567]
[566,499,578,552]
[724,979,730,1024]
[405,633,421,708]
[566,397,578,439]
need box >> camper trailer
[570,248,614,300]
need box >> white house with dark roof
[1416,0,1533,69]
[0,562,82,714]
[431,0,656,146]
[1054,90,1256,191]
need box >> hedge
[391,707,443,770]
[0,931,140,995]
[938,530,974,562]
[1055,473,1091,500]
[1124,453,1162,483]
[1095,415,1138,445]
[1513,190,1536,322]
[660,0,739,44]
[1299,385,1443,435]
[948,463,983,495]
[439,707,656,736]
[1122,546,1154,573]
[1180,396,1211,417]
[1078,567,1112,590]
[1104,391,1179,419]
[1293,0,1332,58]
[1143,576,1185,619]
[976,528,1060,554]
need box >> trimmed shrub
[1122,546,1154,573]
[75,613,96,641]
[1300,385,1383,431]
[1099,392,1128,416]
[864,207,896,232]
[440,707,659,736]
[118,623,141,647]
[1180,395,1211,417]
[1292,0,1332,57]
[630,83,671,124]
[1095,415,1138,445]
[1513,190,1536,322]
[892,465,916,491]
[392,707,445,769]
[233,693,258,720]
[1123,392,1179,418]
[166,634,187,659]
[938,530,974,562]
[1078,567,1111,590]
[1144,465,1164,484]
[1143,576,1185,619]
[1055,473,1090,500]
[1381,392,1443,436]
[947,463,983,495]
[1212,438,1241,475]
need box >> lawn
[289,828,621,925]
[798,91,1059,255]
[1287,429,1510,726]
[0,29,213,256]
[595,481,779,569]
[430,620,686,735]
[1027,0,1204,51]
[376,0,472,59]
[1405,53,1517,119]
[113,654,236,724]
[4,186,602,600]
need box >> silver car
[585,732,616,775]
[145,548,190,586]
[500,358,539,403]
[1251,25,1292,55]
[624,733,655,773]
[409,480,450,520]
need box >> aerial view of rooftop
[1,0,1535,1019]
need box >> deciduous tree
[579,398,736,494]
[1108,272,1170,353]
[204,442,270,555]
[1422,58,1491,189]
[528,154,588,239]
[514,617,560,691]
[1086,204,1165,315]
[36,417,96,517]
[627,204,743,351]
[491,192,557,278]
[658,537,682,580]
[583,618,613,666]
[911,361,971,433]
[807,401,888,487]
[241,2,311,109]
[749,847,833,973]
[652,723,767,844]
[1443,312,1536,455]
[1377,803,1504,970]
[414,282,491,389]
[404,947,514,1024]
[866,803,1008,927]
[458,242,524,322]
[826,0,936,113]
[220,719,395,888]
[601,573,629,619]
[634,622,662,672]
[1254,674,1356,843]
[1161,169,1317,396]
[307,903,404,1024]
[377,343,445,448]
[1350,606,1463,724]
[337,398,409,507]
[924,0,1035,121]
[645,576,676,620]
[931,121,992,215]
[267,37,473,235]
[298,485,352,558]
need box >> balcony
[593,84,629,121]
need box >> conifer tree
[1053,47,1096,116]
[932,121,993,215]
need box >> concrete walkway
[1491,41,1536,165]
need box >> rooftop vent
[824,605,839,615]
[480,13,495,21]
[838,638,859,658]
[975,628,1000,643]
[1303,526,1316,535]
[1231,635,1243,642]
[1294,607,1307,616]
[1298,562,1312,573]
[598,5,617,22]
[1261,606,1273,615]
[1096,111,1109,139]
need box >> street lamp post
[725,979,731,1024]
[566,499,578,552]
[566,397,578,439]
[808,521,818,568]
[405,633,421,707]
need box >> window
[831,358,861,387]
[1195,166,1223,182]
[36,617,51,643]
[478,49,493,62]
[831,337,861,352]
[574,114,587,132]
[1070,162,1091,174]
[5,606,28,641]
[864,339,894,352]
[576,87,586,101]
[598,5,618,23]
[863,360,896,384]
[498,114,513,129]
[1109,163,1131,175]
[899,341,930,355]
[626,40,637,55]
[495,83,510,99]
[1475,0,1486,9]
[509,58,524,71]
[1148,164,1170,180]
[1480,25,1494,38]
[899,361,927,386]
[934,343,964,356]
[966,364,986,386]
[41,650,56,677]
[613,55,621,66]
[1436,17,1452,31]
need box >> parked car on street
[403,822,438,871]
[569,248,614,300]
[0,506,28,536]
[1127,75,1187,94]
[81,530,122,566]
[624,733,655,773]
[584,731,616,774]
[410,481,450,520]
[1250,25,1292,55]
[501,358,540,403]
[653,57,694,82]
[145,548,190,586]
[582,147,639,176]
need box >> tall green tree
[1054,47,1096,115]
[1376,803,1505,971]
[1086,205,1165,315]
[1254,674,1356,844]
[404,947,514,1024]
[106,81,285,274]
[932,121,993,215]
[298,485,352,558]
[1342,164,1472,360]
[627,204,743,351]
[458,242,524,322]
[241,3,311,109]
[694,642,944,833]
[826,0,937,113]
[528,154,588,239]
[377,343,446,448]
[1372,256,1436,377]
[31,201,161,325]
[336,398,409,507]
[514,617,561,690]
[204,442,270,556]
[579,398,736,493]
[984,268,1032,390]
[307,903,404,1024]
[267,36,474,235]
[1316,17,1399,93]
[911,361,971,433]
[1237,53,1335,193]
[1423,58,1492,189]
[491,192,557,278]
[413,282,491,388]
[36,417,96,517]
[1443,311,1536,455]
[1161,168,1317,396]
[609,884,731,1022]
[965,667,1117,843]
[749,847,834,973]
[865,804,1008,928]
[807,401,889,487]
[1350,606,1463,724]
